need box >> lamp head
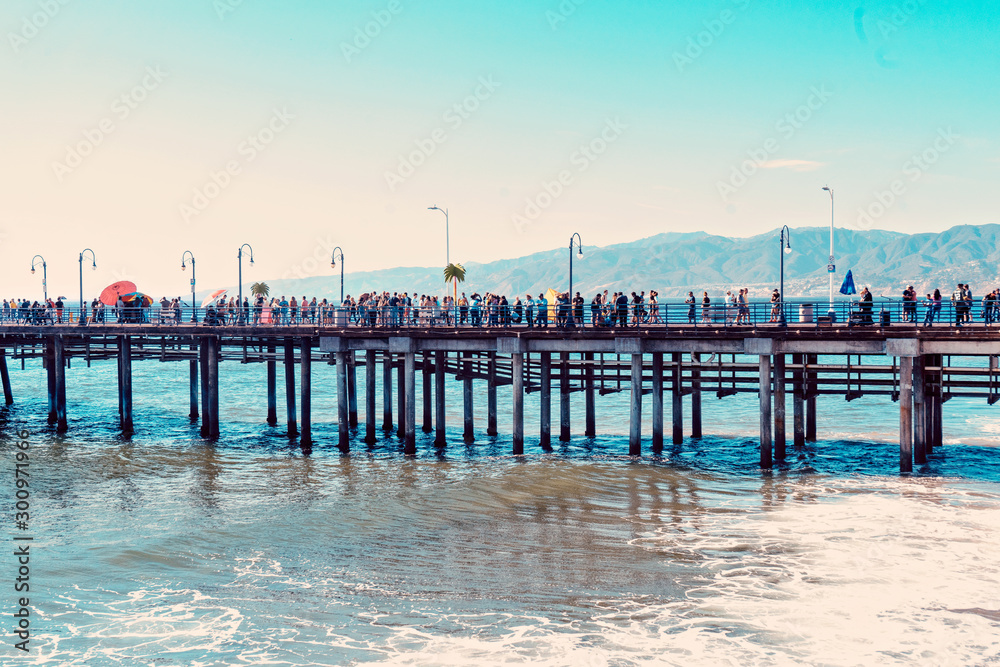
[249,258,254,266]
[91,262,96,270]
[784,245,792,255]
[181,263,186,270]
[577,249,584,260]
[31,268,35,275]
[330,260,336,268]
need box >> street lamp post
[30,255,48,304]
[238,244,254,325]
[181,251,197,323]
[428,205,453,300]
[568,233,583,328]
[822,186,835,321]
[78,249,96,326]
[779,226,792,326]
[330,246,344,304]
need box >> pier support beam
[559,352,570,442]
[629,352,642,456]
[540,352,552,448]
[348,352,358,429]
[382,352,393,431]
[337,350,350,450]
[759,355,772,469]
[805,354,817,442]
[206,336,220,439]
[899,355,913,473]
[119,336,131,435]
[793,354,805,447]
[189,342,199,421]
[488,352,499,437]
[512,352,524,455]
[462,352,474,443]
[54,336,68,433]
[774,354,786,461]
[652,353,664,452]
[365,350,377,445]
[266,343,277,427]
[691,352,702,439]
[397,360,405,437]
[284,339,297,438]
[422,354,433,433]
[435,351,446,447]
[404,350,416,455]
[46,340,56,425]
[671,352,683,445]
[584,352,596,437]
[913,355,927,464]
[199,341,210,437]
[0,350,13,405]
[931,355,943,450]
[300,338,312,448]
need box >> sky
[2,0,998,301]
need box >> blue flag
[840,270,857,295]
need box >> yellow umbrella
[545,287,561,320]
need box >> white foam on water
[349,477,1000,667]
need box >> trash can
[798,303,814,323]
[333,304,348,327]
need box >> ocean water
[2,355,1000,666]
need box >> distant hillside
[245,224,1000,301]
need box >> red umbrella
[100,281,137,306]
[201,289,227,308]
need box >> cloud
[759,159,825,172]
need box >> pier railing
[0,298,990,329]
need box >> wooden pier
[2,323,999,472]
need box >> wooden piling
[899,355,913,473]
[584,351,596,437]
[199,340,210,438]
[559,352,570,442]
[404,351,416,455]
[774,354,786,461]
[806,354,817,441]
[671,352,683,445]
[652,352,664,452]
[365,349,377,445]
[46,339,56,425]
[463,352,474,443]
[540,352,551,448]
[284,339,297,437]
[422,353,433,433]
[512,352,524,455]
[266,343,277,426]
[397,360,405,437]
[488,352,499,437]
[382,352,393,431]
[206,336,220,439]
[0,349,13,405]
[691,352,702,438]
[629,352,642,456]
[189,341,199,421]
[913,355,927,464]
[348,351,358,429]
[54,335,68,433]
[759,354,772,469]
[435,350,446,447]
[793,353,805,447]
[118,336,133,434]
[300,337,312,447]
[337,350,349,450]
[932,354,943,449]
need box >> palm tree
[443,263,465,301]
[250,282,270,297]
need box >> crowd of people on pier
[4,282,1000,328]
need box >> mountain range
[247,224,1000,302]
